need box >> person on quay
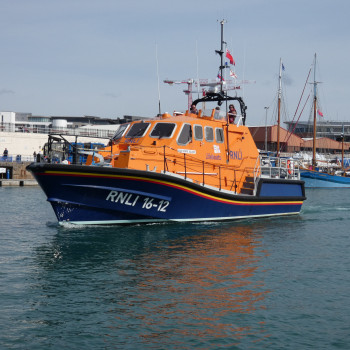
[3,148,8,160]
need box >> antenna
[196,40,200,100]
[155,44,161,115]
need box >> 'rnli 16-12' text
[106,191,170,212]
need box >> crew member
[228,104,237,124]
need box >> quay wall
[0,161,35,180]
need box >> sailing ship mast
[312,53,317,170]
[310,54,345,175]
[277,58,283,157]
[341,124,345,174]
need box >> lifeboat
[26,24,305,226]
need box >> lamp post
[264,107,269,151]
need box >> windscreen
[150,123,176,138]
[112,124,129,140]
[125,123,150,138]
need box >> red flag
[230,69,237,79]
[226,49,235,65]
[317,109,324,117]
[217,73,224,81]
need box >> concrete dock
[0,179,38,186]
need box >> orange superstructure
[86,107,260,195]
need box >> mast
[341,124,345,175]
[220,20,225,92]
[312,53,317,170]
[216,20,230,163]
[215,20,226,93]
[276,58,282,157]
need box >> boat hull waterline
[28,163,305,225]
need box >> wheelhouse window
[112,123,129,140]
[205,126,214,142]
[216,128,224,143]
[125,122,150,138]
[177,124,192,145]
[194,125,203,141]
[150,123,176,138]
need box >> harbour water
[0,186,349,349]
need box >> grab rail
[260,156,300,180]
[159,145,250,193]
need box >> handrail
[133,144,260,192]
[253,156,261,183]
[260,156,301,180]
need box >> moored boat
[299,168,350,188]
[27,21,306,225]
[299,54,350,188]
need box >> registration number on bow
[106,191,170,212]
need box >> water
[0,187,349,349]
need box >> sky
[0,0,349,126]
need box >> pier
[0,179,38,186]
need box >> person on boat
[190,104,198,115]
[228,104,237,124]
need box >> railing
[0,123,115,139]
[97,144,286,195]
[0,155,35,163]
[156,150,301,193]
[260,156,300,180]
[158,145,249,193]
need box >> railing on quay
[0,155,35,163]
[0,122,116,139]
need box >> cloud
[103,92,121,99]
[0,89,15,95]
